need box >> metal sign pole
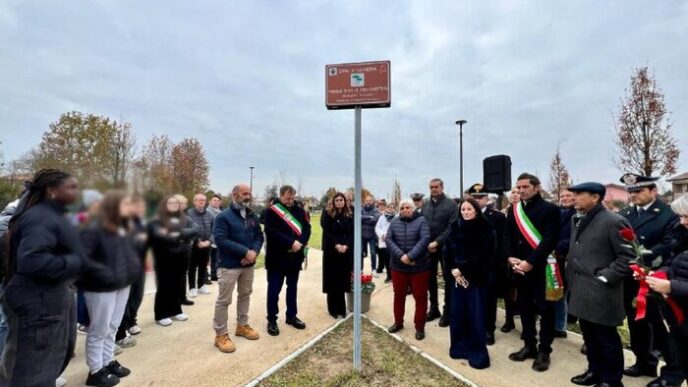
[353,106,362,371]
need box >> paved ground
[61,250,682,386]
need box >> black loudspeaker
[483,155,512,193]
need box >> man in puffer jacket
[385,199,431,340]
[212,184,264,353]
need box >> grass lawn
[260,318,469,387]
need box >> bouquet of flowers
[351,273,376,295]
[619,226,684,323]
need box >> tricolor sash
[271,203,303,236]
[513,202,564,301]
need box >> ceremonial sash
[271,203,303,236]
[513,202,564,301]
[629,264,685,324]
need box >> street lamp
[455,120,467,196]
[249,167,255,196]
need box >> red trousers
[391,270,430,331]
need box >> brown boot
[235,324,260,340]
[214,334,236,353]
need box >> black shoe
[415,330,425,340]
[105,360,130,378]
[384,278,392,284]
[554,330,568,338]
[501,321,515,333]
[486,332,495,346]
[205,278,212,285]
[181,299,195,306]
[426,308,441,321]
[594,383,623,387]
[86,368,120,387]
[571,370,600,386]
[387,324,403,333]
[438,314,450,327]
[286,317,306,329]
[509,346,538,361]
[623,364,657,378]
[211,276,218,281]
[267,321,280,336]
[646,377,679,387]
[580,343,587,355]
[532,352,550,372]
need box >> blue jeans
[362,238,377,273]
[554,296,567,332]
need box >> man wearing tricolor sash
[566,182,634,387]
[264,185,312,337]
[504,173,560,372]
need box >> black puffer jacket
[78,224,142,292]
[385,213,431,273]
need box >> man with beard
[212,184,263,353]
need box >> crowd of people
[1,167,688,387]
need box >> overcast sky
[1,0,687,199]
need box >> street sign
[325,61,391,109]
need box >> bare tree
[107,121,136,187]
[548,147,571,203]
[613,67,680,176]
[391,178,402,208]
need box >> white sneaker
[114,344,123,355]
[188,288,198,298]
[199,285,211,295]
[116,335,137,348]
[77,324,88,334]
[157,318,173,326]
[173,313,189,321]
[128,325,142,335]
[55,376,67,387]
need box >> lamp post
[455,120,467,196]
[249,167,255,196]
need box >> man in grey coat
[567,183,635,387]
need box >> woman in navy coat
[445,198,495,369]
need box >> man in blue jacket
[264,185,311,336]
[212,183,264,353]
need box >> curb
[243,315,351,387]
[364,316,478,387]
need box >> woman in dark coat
[385,199,431,340]
[1,169,84,387]
[646,195,688,377]
[320,192,354,318]
[79,190,141,386]
[445,198,494,369]
[149,195,198,326]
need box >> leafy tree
[136,134,175,194]
[613,67,680,176]
[170,138,209,198]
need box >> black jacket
[504,193,560,284]
[556,207,576,258]
[421,194,458,247]
[264,200,311,272]
[620,200,679,266]
[78,225,142,292]
[483,207,506,267]
[148,216,198,258]
[321,212,354,293]
[445,217,495,286]
[7,201,84,287]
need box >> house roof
[668,172,688,182]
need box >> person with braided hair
[0,169,84,387]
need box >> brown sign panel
[325,61,391,109]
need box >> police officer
[619,173,684,387]
[468,183,507,345]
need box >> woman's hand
[646,276,671,295]
[400,254,410,265]
[451,268,461,278]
